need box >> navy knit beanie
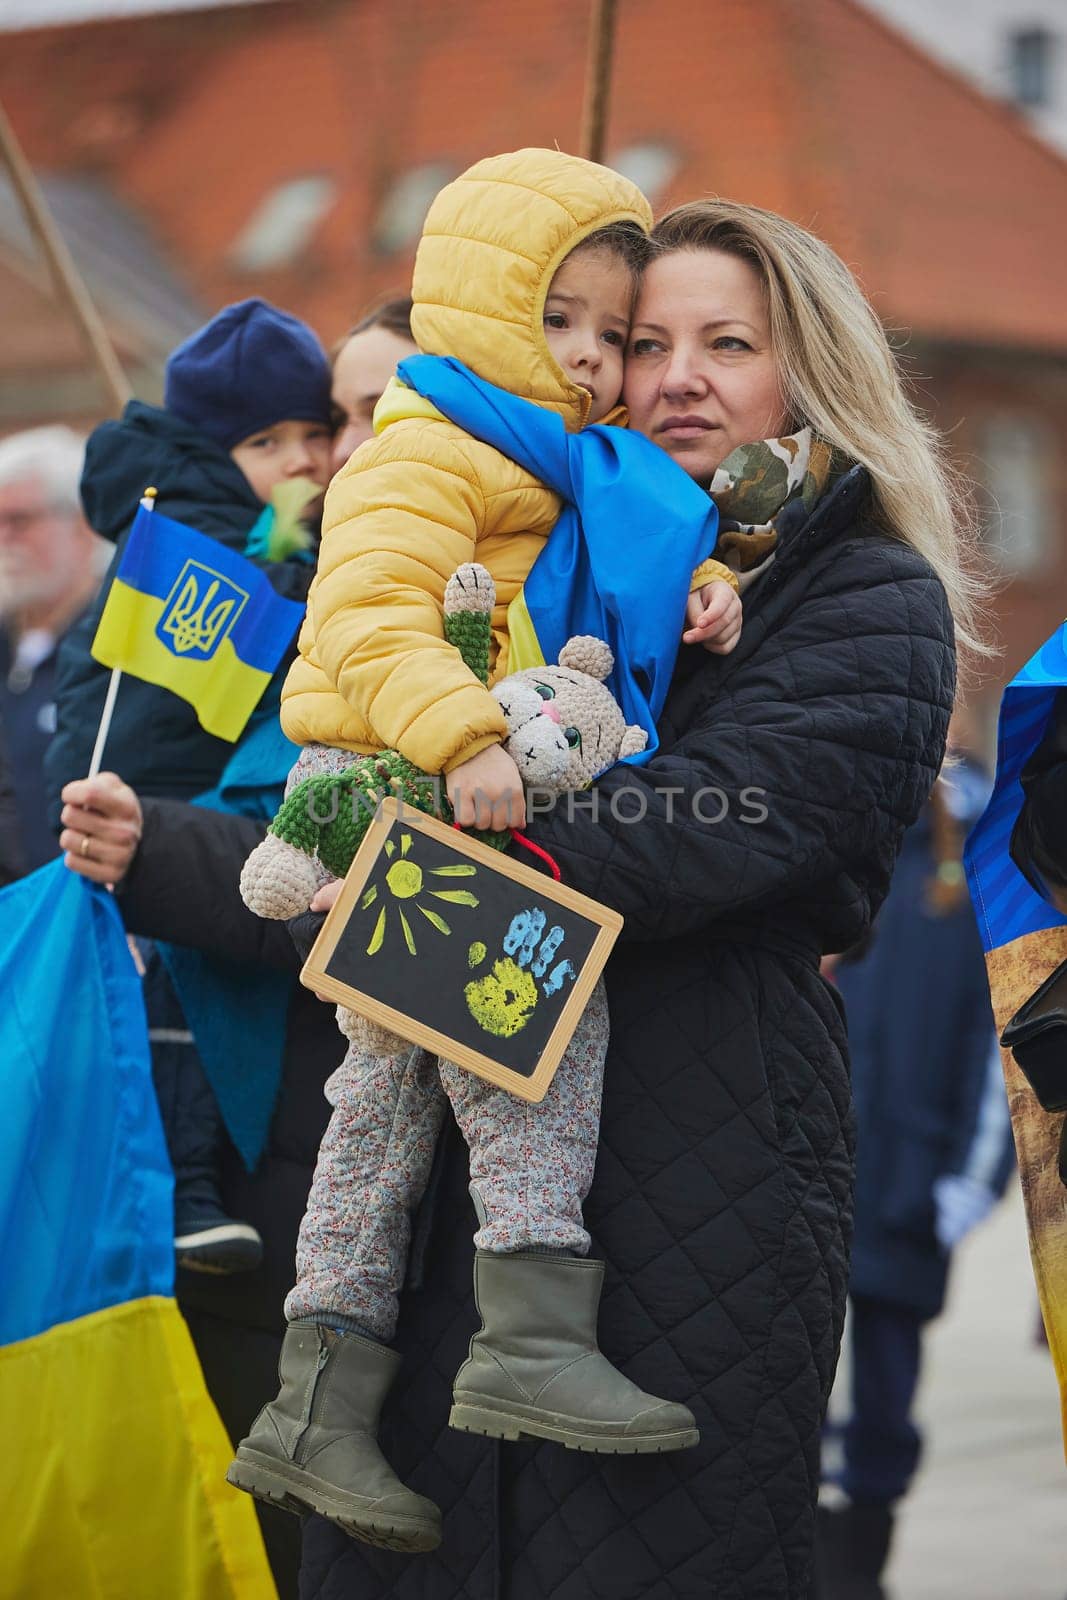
[164,298,332,451]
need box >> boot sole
[176,1246,263,1275]
[226,1449,442,1553]
[176,1225,263,1275]
[449,1400,699,1454]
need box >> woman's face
[624,249,790,485]
[331,325,418,471]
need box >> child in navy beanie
[48,298,337,1283]
[57,295,336,804]
[166,298,333,456]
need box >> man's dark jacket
[0,725,24,886]
[120,470,956,1600]
[1,627,70,872]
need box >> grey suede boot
[226,1321,441,1552]
[450,1251,700,1454]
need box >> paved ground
[829,1182,1067,1600]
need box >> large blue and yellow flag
[0,861,275,1596]
[965,623,1067,1453]
[91,503,304,742]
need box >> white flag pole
[86,667,121,780]
[87,487,157,780]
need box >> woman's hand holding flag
[60,771,143,885]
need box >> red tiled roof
[2,0,1066,359]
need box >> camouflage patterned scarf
[709,428,840,577]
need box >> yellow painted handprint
[464,908,577,1038]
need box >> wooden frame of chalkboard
[301,797,623,1103]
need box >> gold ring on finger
[80,833,93,859]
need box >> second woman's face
[624,249,790,485]
[331,325,418,472]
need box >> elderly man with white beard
[0,426,107,876]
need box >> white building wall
[0,0,270,26]
[861,0,1067,154]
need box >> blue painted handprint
[465,906,577,1037]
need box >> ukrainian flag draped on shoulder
[965,622,1067,1455]
[91,503,304,742]
[397,355,720,762]
[0,861,274,1596]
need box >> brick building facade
[3,0,1067,705]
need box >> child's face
[230,419,333,504]
[543,248,633,423]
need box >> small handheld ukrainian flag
[91,498,305,742]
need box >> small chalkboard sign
[301,797,622,1102]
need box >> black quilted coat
[299,469,956,1600]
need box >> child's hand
[446,745,526,832]
[683,579,742,654]
[310,880,345,914]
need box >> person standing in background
[0,426,106,877]
[818,727,1016,1600]
[329,297,416,472]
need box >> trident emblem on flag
[157,560,249,660]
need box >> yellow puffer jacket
[280,148,652,773]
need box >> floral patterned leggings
[283,745,610,1343]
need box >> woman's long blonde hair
[650,200,988,656]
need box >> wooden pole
[579,0,618,164]
[0,97,132,416]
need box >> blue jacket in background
[838,759,1015,1320]
[43,400,313,822]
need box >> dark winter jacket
[1,625,71,873]
[116,794,337,1596]
[1011,689,1067,898]
[43,401,313,819]
[0,724,23,886]
[838,763,1014,1322]
[297,468,956,1600]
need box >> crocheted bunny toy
[493,635,647,791]
[239,563,646,923]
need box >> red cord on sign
[450,818,563,881]
[509,829,562,881]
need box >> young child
[48,299,334,1274]
[228,152,739,1551]
[49,297,333,800]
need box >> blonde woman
[297,198,966,1600]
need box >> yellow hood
[411,148,652,431]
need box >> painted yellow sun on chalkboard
[360,831,480,956]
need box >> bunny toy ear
[558,636,614,681]
[618,725,649,759]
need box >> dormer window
[231,176,336,272]
[1009,25,1054,109]
[608,141,680,205]
[373,164,454,255]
